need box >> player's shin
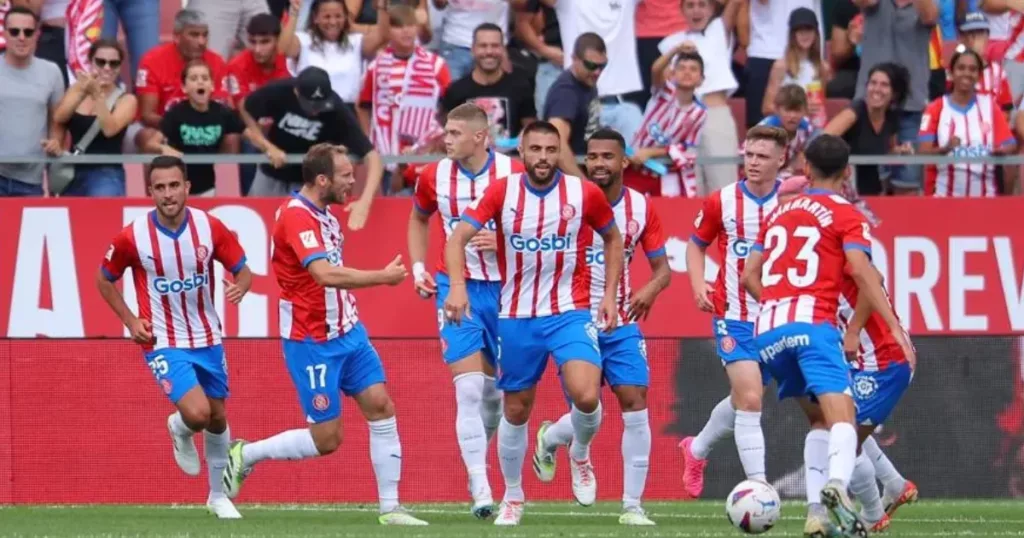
[804,429,831,505]
[453,373,490,494]
[851,452,886,524]
[735,409,767,481]
[543,412,574,450]
[621,409,651,509]
[368,417,403,514]
[481,375,502,441]
[569,402,603,461]
[241,428,321,465]
[691,396,736,458]
[826,422,858,486]
[862,435,907,497]
[497,416,528,502]
[204,426,231,499]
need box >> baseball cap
[788,7,818,30]
[959,11,990,33]
[295,66,335,114]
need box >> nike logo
[809,466,826,474]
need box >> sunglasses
[7,27,36,38]
[581,58,607,72]
[94,58,122,69]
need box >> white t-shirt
[41,0,70,21]
[289,31,365,103]
[747,0,823,60]
[659,18,738,98]
[440,0,509,48]
[555,0,643,97]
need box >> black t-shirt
[841,99,900,196]
[442,72,537,140]
[160,101,243,194]
[245,79,374,184]
[525,0,561,48]
[832,0,861,74]
[543,70,599,155]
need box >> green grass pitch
[1,500,1023,537]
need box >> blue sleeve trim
[689,234,710,248]
[1001,139,1016,147]
[844,243,873,259]
[101,266,118,282]
[918,134,936,142]
[463,215,484,230]
[751,243,764,253]
[413,201,434,215]
[301,252,329,268]
[645,247,666,259]
[229,256,247,275]
[596,220,615,235]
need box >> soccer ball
[725,480,781,534]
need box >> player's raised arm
[96,231,152,344]
[628,206,671,322]
[444,178,506,325]
[408,164,440,298]
[687,196,723,313]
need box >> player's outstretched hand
[443,284,471,326]
[223,278,246,305]
[694,283,714,313]
[842,329,859,363]
[599,296,618,333]
[627,286,657,322]
[470,230,498,252]
[129,318,153,345]
[414,270,437,299]
[381,255,408,286]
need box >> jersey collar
[805,187,836,195]
[739,178,781,206]
[523,170,563,197]
[292,191,327,215]
[150,208,191,240]
[456,150,495,179]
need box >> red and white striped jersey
[837,274,910,372]
[1003,13,1024,62]
[919,94,1014,197]
[753,190,873,336]
[634,85,707,151]
[587,188,668,325]
[101,209,247,351]
[413,151,525,281]
[272,194,359,341]
[690,180,780,322]
[461,172,616,319]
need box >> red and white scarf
[370,46,442,166]
[66,0,104,81]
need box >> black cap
[295,66,335,114]
[788,7,818,30]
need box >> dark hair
[674,50,704,75]
[247,13,282,37]
[950,46,985,73]
[775,83,808,111]
[148,155,187,181]
[307,0,351,52]
[4,6,39,26]
[573,32,606,59]
[180,59,212,84]
[521,120,560,141]
[302,143,350,185]
[866,62,910,109]
[88,38,124,61]
[586,128,626,152]
[745,125,790,149]
[803,134,850,179]
[473,22,503,44]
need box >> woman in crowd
[52,38,138,197]
[824,62,909,196]
[280,0,391,109]
[761,7,830,130]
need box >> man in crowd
[544,32,603,179]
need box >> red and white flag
[65,0,104,79]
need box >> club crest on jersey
[561,204,577,221]
[160,379,173,395]
[693,210,704,228]
[195,245,210,264]
[720,335,737,353]
[312,394,330,411]
[853,374,878,399]
[626,219,640,236]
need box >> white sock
[621,409,651,509]
[827,422,858,486]
[734,410,766,481]
[851,452,885,524]
[862,436,906,498]
[804,429,830,504]
[691,396,735,459]
[204,427,230,498]
[542,411,575,451]
[453,374,490,495]
[170,412,196,437]
[569,402,603,461]
[481,375,502,442]
[242,428,320,466]
[497,416,527,502]
[369,417,402,514]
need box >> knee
[731,388,763,413]
[570,388,601,414]
[502,395,532,425]
[206,407,228,433]
[454,374,485,408]
[312,427,343,455]
[179,403,211,431]
[615,388,647,413]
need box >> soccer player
[444,121,625,526]
[533,129,670,526]
[96,155,252,519]
[680,125,788,498]
[221,143,427,526]
[741,134,914,537]
[407,103,525,518]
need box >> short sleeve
[101,228,137,282]
[997,75,1014,109]
[159,108,181,147]
[135,52,160,95]
[582,181,615,234]
[223,107,245,134]
[413,163,439,215]
[837,206,873,257]
[543,83,580,122]
[243,83,272,118]
[992,100,1015,147]
[918,98,943,143]
[461,178,507,230]
[49,65,65,106]
[280,209,329,267]
[690,193,723,247]
[359,68,374,106]
[752,219,769,253]
[640,204,667,259]
[436,61,453,96]
[209,216,248,273]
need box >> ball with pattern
[725,480,781,534]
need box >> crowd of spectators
[0,0,1021,199]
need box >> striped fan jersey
[272,194,359,341]
[690,180,780,322]
[101,208,247,351]
[460,171,616,318]
[413,151,525,281]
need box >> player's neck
[298,186,327,210]
[458,148,491,175]
[808,179,842,192]
[472,67,503,86]
[744,178,776,197]
[156,208,188,231]
[603,181,624,205]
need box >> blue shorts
[599,323,649,388]
[853,362,912,426]
[714,317,771,385]
[496,310,602,392]
[436,272,500,365]
[282,323,387,424]
[754,322,852,401]
[143,345,228,404]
